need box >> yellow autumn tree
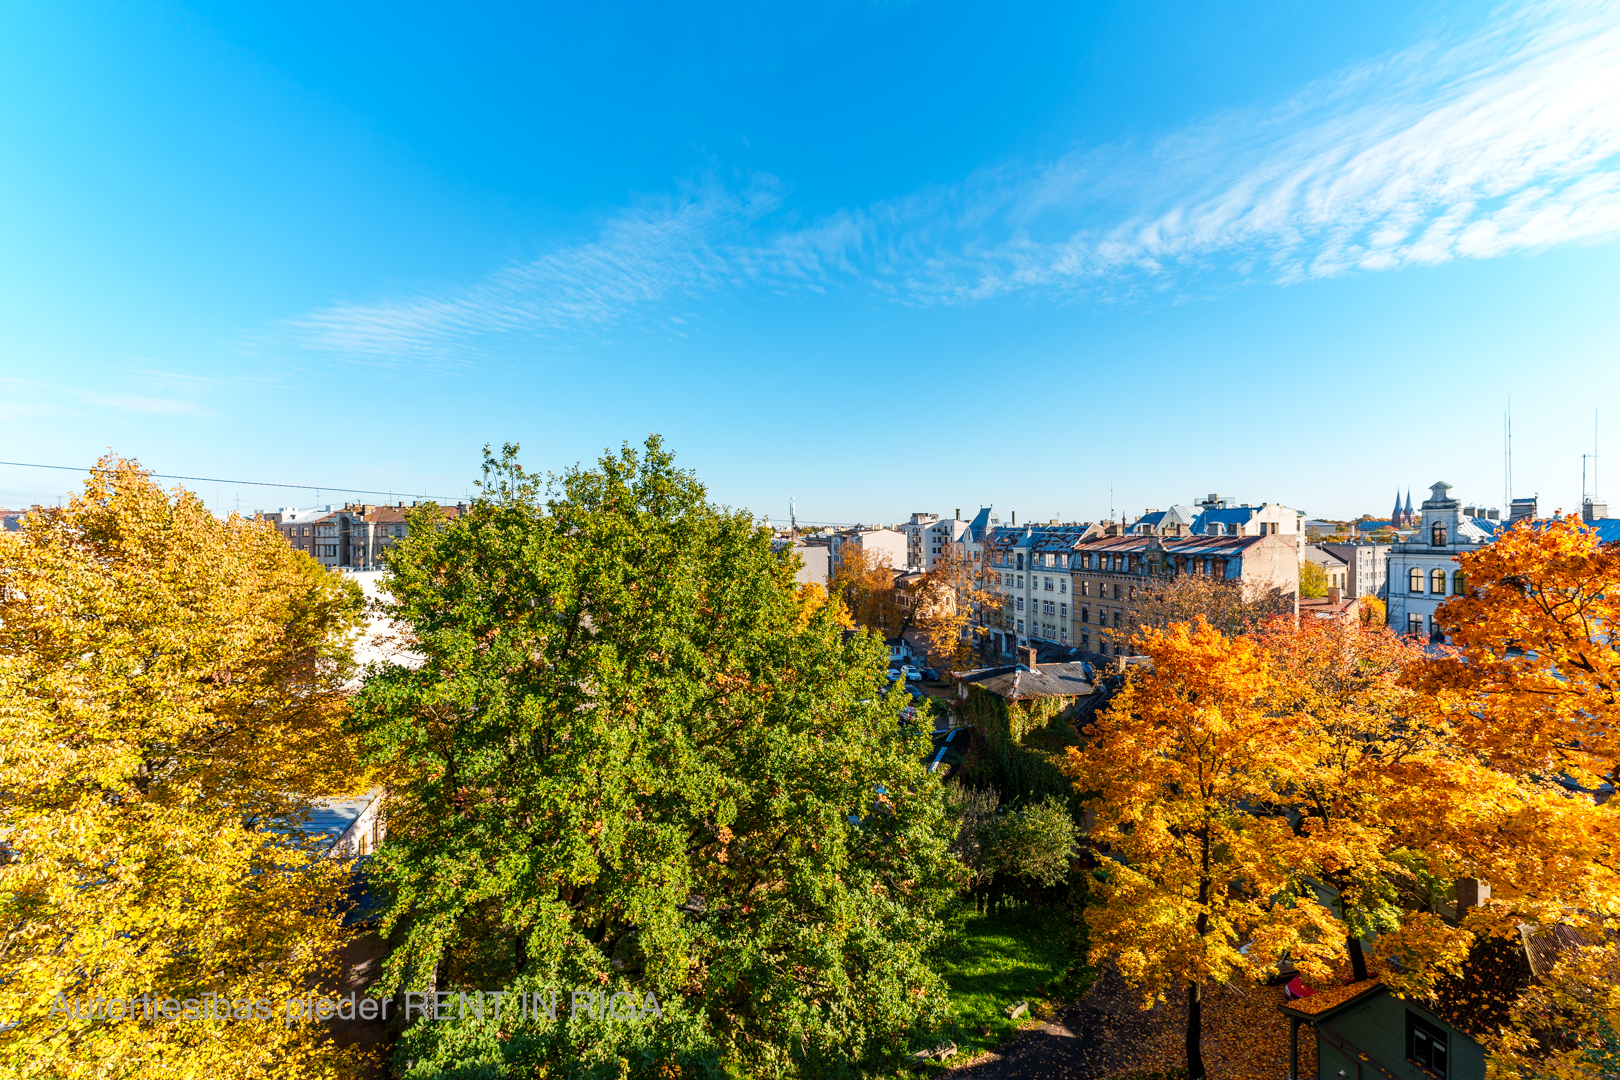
[895,547,993,671]
[1066,619,1342,1080]
[0,457,372,1079]
[1255,614,1438,981]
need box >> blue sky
[3,0,1618,525]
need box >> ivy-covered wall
[958,687,1086,811]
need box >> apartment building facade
[902,511,973,570]
[981,523,1101,657]
[1068,532,1301,656]
[260,501,466,571]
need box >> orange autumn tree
[1256,614,1616,1001]
[1419,515,1620,788]
[1066,619,1341,1080]
[0,457,372,1079]
[828,543,901,634]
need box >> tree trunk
[1188,823,1211,1080]
[1186,980,1206,1080]
[1347,933,1368,982]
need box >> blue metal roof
[297,792,379,850]
[1191,506,1258,532]
[1590,517,1620,545]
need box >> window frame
[1405,1010,1449,1078]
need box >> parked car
[901,665,921,681]
[919,667,939,681]
[886,668,902,681]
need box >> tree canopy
[352,440,959,1079]
[0,457,369,1079]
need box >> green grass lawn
[927,899,1086,1061]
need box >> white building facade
[902,511,973,570]
[1385,482,1501,641]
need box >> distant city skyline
[3,1,1617,521]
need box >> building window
[1060,580,1067,593]
[1406,1011,1448,1078]
[1017,576,1024,588]
[1452,570,1467,595]
[1081,632,1089,648]
[1016,620,1024,634]
[1112,611,1122,628]
[1430,617,1446,644]
[1059,603,1067,618]
[1408,613,1424,637]
[1045,577,1054,591]
[1016,554,1024,570]
[1431,520,1448,546]
[1409,568,1424,593]
[1016,597,1024,611]
[1081,607,1090,623]
[1430,568,1447,594]
[1113,584,1121,600]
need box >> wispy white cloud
[77,391,207,415]
[292,0,1620,360]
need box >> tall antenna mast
[789,496,797,539]
[1503,407,1510,512]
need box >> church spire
[1392,489,1403,525]
[1403,489,1414,525]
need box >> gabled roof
[1431,924,1586,1040]
[960,661,1095,700]
[967,507,1000,542]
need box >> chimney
[1584,498,1608,524]
[1011,511,1017,526]
[1509,497,1537,524]
[955,508,961,521]
[1328,587,1342,605]
[1019,645,1038,670]
[1456,877,1490,911]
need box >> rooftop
[960,660,1095,700]
[1278,978,1383,1020]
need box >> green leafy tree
[984,798,1076,890]
[1298,560,1330,599]
[353,439,959,1079]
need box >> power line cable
[0,460,462,502]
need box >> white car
[901,665,921,681]
[886,668,902,681]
